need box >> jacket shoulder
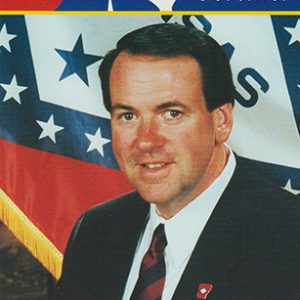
[80,190,147,224]
[232,155,297,201]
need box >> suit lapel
[172,162,249,300]
[100,193,150,299]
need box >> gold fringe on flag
[0,187,63,280]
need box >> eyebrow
[111,103,134,113]
[157,101,189,110]
[111,101,190,114]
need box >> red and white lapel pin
[196,283,213,299]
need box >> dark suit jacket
[53,157,300,299]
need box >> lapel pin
[196,283,213,299]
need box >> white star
[0,75,28,104]
[36,115,64,143]
[282,179,300,195]
[0,23,17,53]
[108,0,113,10]
[149,0,176,10]
[85,127,110,156]
[284,19,300,46]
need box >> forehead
[109,52,205,111]
[110,51,201,76]
[109,52,202,92]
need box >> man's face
[110,52,232,218]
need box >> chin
[137,187,175,205]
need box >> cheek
[112,130,123,159]
[181,136,203,166]
[112,129,133,161]
[177,124,215,162]
[171,130,199,166]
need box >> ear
[212,103,233,145]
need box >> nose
[134,118,165,153]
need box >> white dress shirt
[122,148,236,300]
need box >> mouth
[142,162,168,169]
[132,160,174,183]
[137,161,173,177]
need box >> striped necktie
[130,224,168,300]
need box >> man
[53,23,300,300]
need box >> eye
[122,112,133,120]
[163,110,183,120]
[119,112,137,122]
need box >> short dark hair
[99,23,234,112]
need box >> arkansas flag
[0,15,137,279]
[0,14,300,280]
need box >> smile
[143,163,167,169]
[137,162,173,178]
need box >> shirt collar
[149,147,236,268]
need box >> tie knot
[151,224,167,255]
